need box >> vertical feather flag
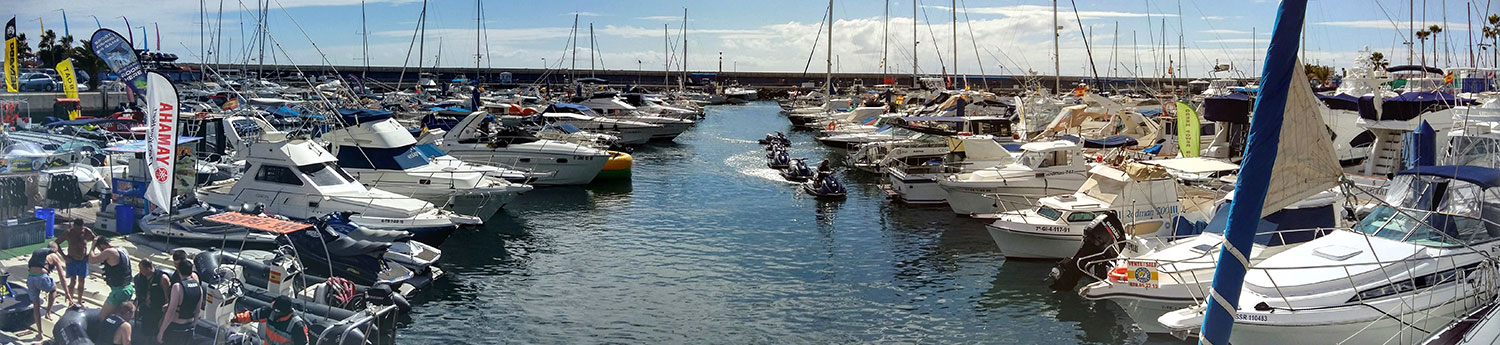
[1175,102,1200,158]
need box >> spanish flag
[1444,72,1455,85]
[222,96,240,110]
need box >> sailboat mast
[952,0,958,88]
[682,8,688,92]
[475,0,481,75]
[664,24,670,85]
[590,23,596,78]
[912,0,918,88]
[571,14,578,80]
[1053,0,1060,93]
[417,0,427,84]
[882,0,889,81]
[826,0,833,95]
[363,0,370,79]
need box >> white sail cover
[1257,60,1343,217]
[144,72,178,212]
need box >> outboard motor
[1048,212,1126,292]
[193,250,245,326]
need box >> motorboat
[197,140,477,245]
[321,109,532,217]
[545,102,693,141]
[724,86,759,102]
[278,215,441,287]
[1158,165,1500,344]
[983,164,1193,260]
[938,140,1090,215]
[541,103,663,145]
[1073,190,1342,333]
[422,111,610,186]
[883,134,1017,204]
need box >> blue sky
[6,0,1494,78]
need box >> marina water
[400,102,1177,344]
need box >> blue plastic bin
[34,208,55,238]
[114,205,135,235]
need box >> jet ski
[139,202,280,246]
[803,170,848,199]
[767,149,791,169]
[758,131,790,146]
[317,213,442,274]
[780,158,815,182]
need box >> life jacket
[101,249,132,288]
[88,314,126,345]
[258,314,308,345]
[28,247,53,269]
[176,279,205,320]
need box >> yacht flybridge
[424,111,611,186]
[320,109,533,218]
[1159,166,1500,344]
[197,140,479,245]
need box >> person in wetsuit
[27,242,65,334]
[234,296,311,345]
[87,301,134,345]
[133,259,172,340]
[158,260,205,344]
[88,237,132,321]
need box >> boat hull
[984,222,1083,259]
[444,149,608,186]
[887,172,948,204]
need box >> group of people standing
[22,220,310,345]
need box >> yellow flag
[4,18,16,93]
[56,59,80,119]
[1175,101,1200,158]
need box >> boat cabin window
[1036,206,1064,221]
[1066,211,1098,223]
[1357,175,1500,246]
[336,145,434,170]
[970,120,1013,137]
[231,119,264,140]
[298,163,358,187]
[254,164,303,186]
[414,143,447,157]
[1019,150,1070,168]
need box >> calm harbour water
[399,102,1189,344]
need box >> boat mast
[664,24,669,85]
[912,0,918,88]
[681,8,688,92]
[952,0,958,89]
[1053,0,1060,94]
[571,13,578,82]
[826,0,833,95]
[589,23,596,78]
[474,0,480,78]
[882,0,889,82]
[1198,1,1310,343]
[363,0,370,79]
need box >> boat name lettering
[1234,313,1268,322]
[1034,226,1068,233]
[380,219,406,224]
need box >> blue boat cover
[1138,108,1165,117]
[545,103,597,114]
[337,108,394,125]
[559,123,581,134]
[44,118,135,127]
[1202,93,1253,124]
[1316,93,1360,111]
[1194,202,1336,246]
[1385,65,1444,74]
[1397,165,1500,189]
[420,114,460,131]
[1059,135,1138,148]
[1357,91,1470,121]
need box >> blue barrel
[114,205,135,235]
[33,208,55,238]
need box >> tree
[14,33,32,65]
[1370,51,1389,70]
[1415,29,1431,67]
[1428,25,1444,67]
[1304,63,1334,84]
[74,40,106,90]
[1489,14,1500,67]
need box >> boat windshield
[1357,174,1500,247]
[298,162,359,187]
[336,145,435,170]
[1016,150,1067,168]
[414,143,448,158]
[1036,206,1064,221]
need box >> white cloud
[1202,29,1251,35]
[1317,20,1468,32]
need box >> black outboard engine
[1048,212,1126,292]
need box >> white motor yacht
[197,140,479,245]
[321,109,533,217]
[885,135,1016,204]
[984,164,1197,260]
[540,111,660,145]
[1158,166,1500,344]
[547,102,692,141]
[1075,190,1342,333]
[423,111,609,186]
[938,140,1091,215]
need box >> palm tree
[1416,29,1430,67]
[1371,51,1389,70]
[1489,14,1500,67]
[1429,25,1444,67]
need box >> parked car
[19,73,57,92]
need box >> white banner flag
[144,72,179,212]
